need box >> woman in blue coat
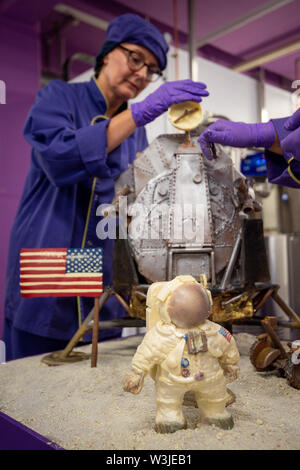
[199,108,300,188]
[3,13,209,360]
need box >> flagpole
[91,296,100,367]
[46,289,110,364]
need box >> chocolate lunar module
[110,103,300,334]
[43,102,300,369]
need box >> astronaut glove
[123,368,145,394]
[221,364,240,383]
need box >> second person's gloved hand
[198,120,276,160]
[281,126,300,161]
[285,107,300,131]
[131,79,209,127]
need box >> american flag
[218,326,232,343]
[20,248,103,298]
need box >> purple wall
[0,16,41,337]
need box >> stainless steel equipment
[261,234,300,340]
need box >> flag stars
[66,248,103,274]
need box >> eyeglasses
[118,45,162,83]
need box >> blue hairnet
[95,13,169,71]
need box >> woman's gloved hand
[131,79,209,127]
[285,107,300,131]
[198,119,275,160]
[281,126,300,161]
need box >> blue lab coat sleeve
[23,80,113,186]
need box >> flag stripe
[20,257,66,261]
[20,248,67,252]
[20,267,66,272]
[20,250,67,257]
[20,259,66,269]
[21,286,102,293]
[20,271,99,277]
[21,282,101,287]
[20,258,102,263]
[21,291,103,298]
[20,275,102,281]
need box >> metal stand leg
[40,287,147,366]
[41,290,111,366]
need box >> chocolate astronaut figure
[123,275,240,433]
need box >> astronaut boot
[154,420,187,434]
[155,396,187,434]
[203,410,234,430]
[197,396,234,430]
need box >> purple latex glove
[284,107,300,131]
[131,79,209,127]
[198,119,275,160]
[281,126,300,161]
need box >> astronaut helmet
[167,282,211,328]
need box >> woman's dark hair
[94,41,119,78]
[94,58,104,79]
